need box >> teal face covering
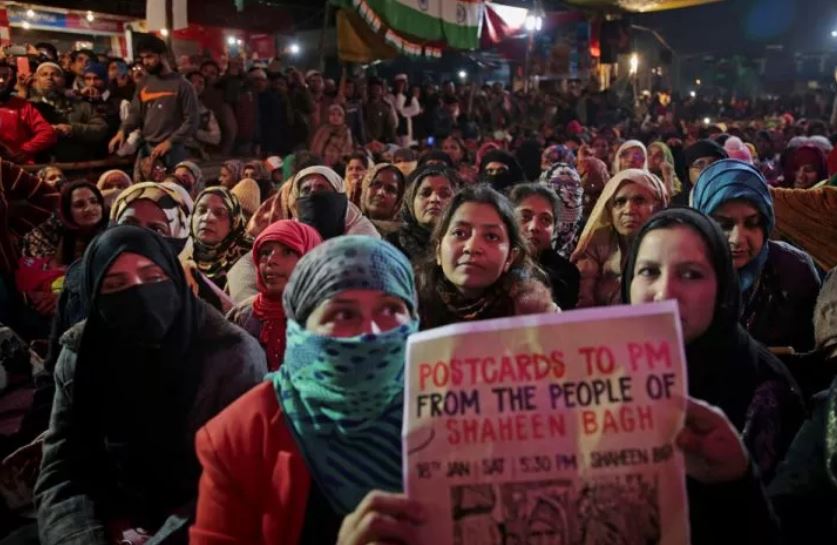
[272,318,418,514]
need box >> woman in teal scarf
[692,159,821,352]
[191,235,426,545]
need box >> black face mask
[295,192,348,239]
[163,236,187,256]
[480,171,517,192]
[97,281,180,346]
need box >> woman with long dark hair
[416,185,555,329]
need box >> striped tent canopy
[562,0,724,12]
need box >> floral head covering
[174,160,205,194]
[190,186,253,288]
[221,160,243,185]
[541,144,576,169]
[96,169,133,207]
[539,162,584,257]
[111,182,191,239]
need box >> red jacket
[190,382,312,545]
[0,96,57,162]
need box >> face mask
[97,281,180,346]
[295,192,348,240]
[280,318,418,426]
[163,236,187,256]
[481,171,516,192]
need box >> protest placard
[403,301,690,545]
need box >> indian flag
[363,0,484,50]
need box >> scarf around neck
[251,220,322,371]
[191,187,253,288]
[692,159,774,293]
[272,319,418,514]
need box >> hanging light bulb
[86,11,95,22]
[160,28,169,37]
[26,8,35,18]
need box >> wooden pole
[164,0,174,65]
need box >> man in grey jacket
[109,36,198,170]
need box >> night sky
[634,0,837,56]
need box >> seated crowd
[0,34,836,545]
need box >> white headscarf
[612,139,648,175]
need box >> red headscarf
[783,145,828,187]
[251,220,322,370]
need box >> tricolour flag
[364,0,483,50]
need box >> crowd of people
[0,32,836,544]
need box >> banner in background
[7,6,126,36]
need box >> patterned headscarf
[539,162,584,258]
[96,169,133,207]
[542,144,576,168]
[692,159,774,293]
[572,168,668,263]
[252,220,322,371]
[174,160,205,195]
[221,160,243,186]
[275,236,418,513]
[190,187,253,288]
[111,182,191,239]
[246,166,345,237]
[577,156,610,213]
[244,160,269,181]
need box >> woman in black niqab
[75,225,205,517]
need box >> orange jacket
[190,382,312,545]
